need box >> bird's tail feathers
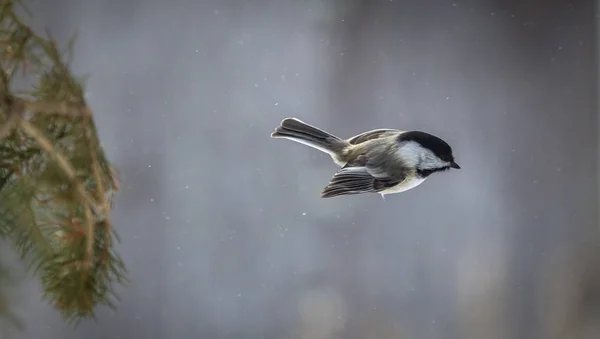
[270,117,349,157]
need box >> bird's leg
[380,193,386,201]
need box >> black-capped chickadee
[271,117,460,198]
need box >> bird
[270,117,460,198]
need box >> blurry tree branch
[0,0,126,329]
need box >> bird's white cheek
[418,154,447,170]
[396,144,421,167]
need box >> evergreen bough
[0,0,127,328]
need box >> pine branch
[0,0,127,327]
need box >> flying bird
[271,117,460,198]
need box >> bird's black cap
[398,131,458,167]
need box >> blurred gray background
[3,0,600,338]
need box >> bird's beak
[450,161,461,169]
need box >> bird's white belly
[379,177,426,195]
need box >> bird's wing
[320,166,403,198]
[346,129,402,145]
